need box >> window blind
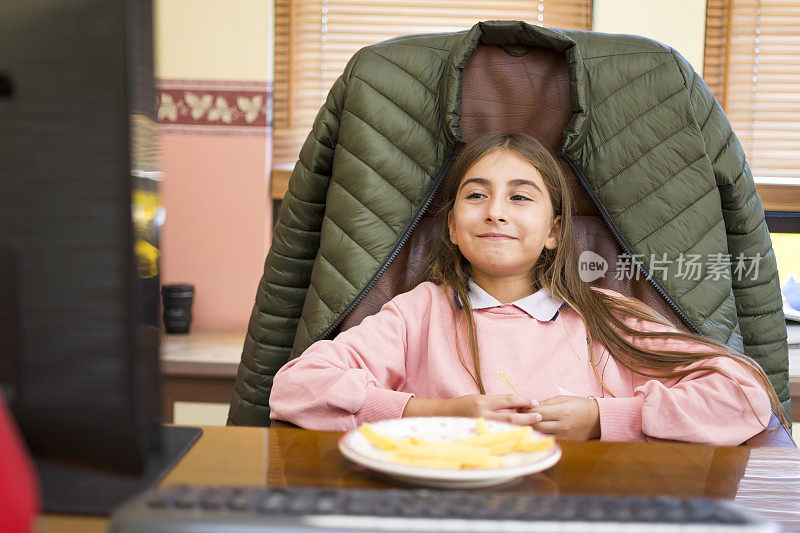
[272,0,593,194]
[704,0,800,188]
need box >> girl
[269,132,785,445]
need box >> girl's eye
[511,194,531,201]
[465,192,485,199]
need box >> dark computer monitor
[0,0,200,515]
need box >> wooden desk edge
[161,360,239,379]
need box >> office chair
[331,44,794,448]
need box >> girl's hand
[403,394,540,425]
[528,396,601,440]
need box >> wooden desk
[39,426,800,532]
[160,332,242,423]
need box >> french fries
[476,416,489,436]
[359,423,412,450]
[460,426,533,447]
[358,418,555,470]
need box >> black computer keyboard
[109,484,779,533]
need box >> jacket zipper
[314,149,460,343]
[558,150,703,335]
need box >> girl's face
[448,149,561,283]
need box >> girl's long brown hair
[419,132,787,430]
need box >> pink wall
[160,133,270,332]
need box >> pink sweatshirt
[269,281,771,445]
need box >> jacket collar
[439,20,591,153]
[454,280,565,321]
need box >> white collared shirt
[457,279,565,321]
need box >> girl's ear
[544,215,561,250]
[447,210,457,245]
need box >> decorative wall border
[156,79,272,136]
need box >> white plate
[338,417,562,489]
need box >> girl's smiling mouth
[478,233,516,240]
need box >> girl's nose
[485,197,507,223]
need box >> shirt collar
[454,280,565,321]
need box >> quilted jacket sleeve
[227,61,356,426]
[672,51,790,416]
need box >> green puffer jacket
[228,21,789,426]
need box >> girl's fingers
[529,404,564,422]
[486,394,538,411]
[537,395,570,407]
[532,421,561,434]
[484,411,541,426]
[507,412,542,426]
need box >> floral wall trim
[156,79,272,136]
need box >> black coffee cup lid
[162,283,194,297]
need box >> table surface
[160,331,244,378]
[38,426,800,533]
